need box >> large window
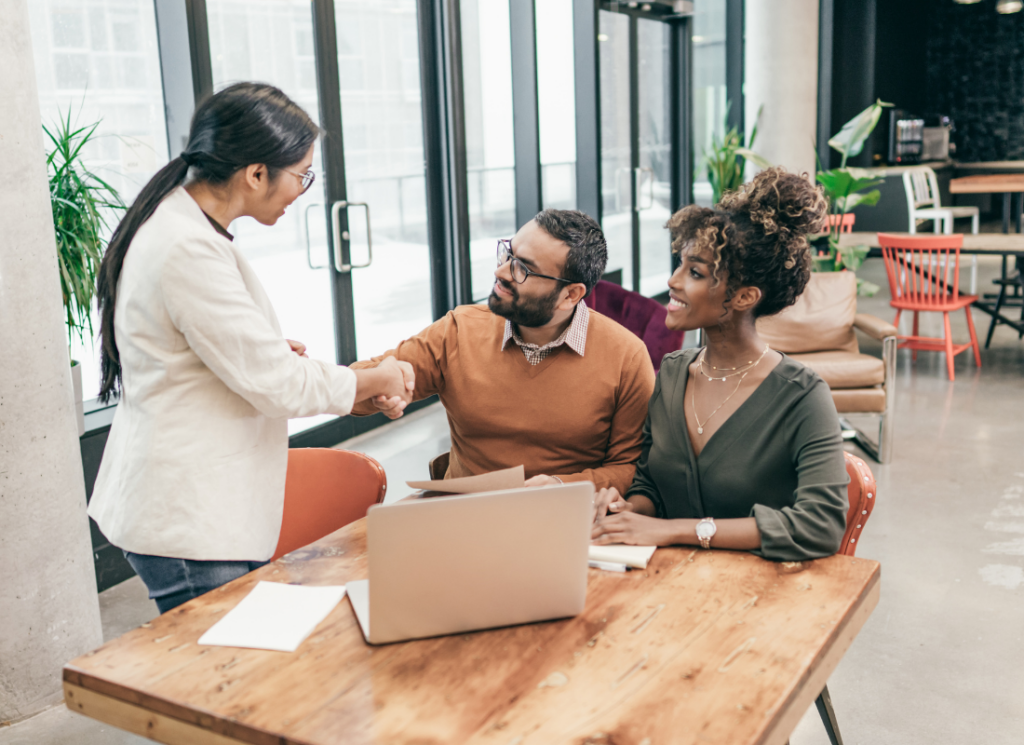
[692,0,727,209]
[537,0,577,212]
[461,0,516,302]
[27,0,170,402]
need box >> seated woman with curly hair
[591,167,849,561]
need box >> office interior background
[3,0,1024,743]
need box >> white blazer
[88,187,357,561]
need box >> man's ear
[557,283,588,311]
[730,285,762,313]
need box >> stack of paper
[406,465,525,494]
[588,544,657,569]
[198,581,347,652]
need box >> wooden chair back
[271,448,387,561]
[827,213,856,233]
[878,232,964,305]
[903,166,941,209]
[841,452,876,557]
[429,451,451,481]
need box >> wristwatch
[695,517,717,549]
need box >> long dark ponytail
[97,82,318,401]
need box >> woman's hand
[591,512,672,546]
[592,487,634,522]
[286,339,308,358]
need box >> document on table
[588,544,657,569]
[198,581,347,652]
[406,464,525,494]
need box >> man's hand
[371,357,415,420]
[591,512,669,546]
[525,475,562,487]
[286,339,308,357]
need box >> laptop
[346,482,593,645]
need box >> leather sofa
[757,271,898,463]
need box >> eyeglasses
[282,167,316,194]
[496,239,571,285]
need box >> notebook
[588,544,657,569]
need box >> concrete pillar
[0,0,104,723]
[744,0,820,177]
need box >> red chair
[271,448,387,561]
[840,451,876,558]
[828,213,856,233]
[877,232,981,381]
[815,452,877,744]
[588,280,685,372]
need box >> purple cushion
[589,280,684,371]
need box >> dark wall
[926,1,1024,162]
[830,0,876,167]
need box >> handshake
[353,356,416,420]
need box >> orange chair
[828,212,856,233]
[815,452,877,745]
[877,232,981,381]
[271,448,387,561]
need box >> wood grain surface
[839,231,1024,254]
[64,520,880,745]
[949,174,1024,194]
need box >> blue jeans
[124,551,269,614]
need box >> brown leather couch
[758,271,898,463]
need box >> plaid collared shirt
[501,300,589,366]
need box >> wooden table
[64,520,880,745]
[949,173,1024,234]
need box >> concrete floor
[3,255,1023,744]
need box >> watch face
[695,520,715,539]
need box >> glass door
[206,0,437,434]
[207,0,337,434]
[329,0,435,359]
[597,4,683,298]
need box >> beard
[487,279,562,327]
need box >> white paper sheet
[197,581,347,652]
[588,544,657,569]
[406,465,526,494]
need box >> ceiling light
[997,0,1023,12]
[953,0,981,4]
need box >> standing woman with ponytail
[88,83,414,613]
[591,168,849,561]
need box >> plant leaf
[844,190,881,210]
[828,99,894,159]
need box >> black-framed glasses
[496,239,571,285]
[283,167,316,194]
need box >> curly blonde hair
[666,167,828,318]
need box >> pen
[589,560,628,572]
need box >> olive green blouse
[626,348,849,561]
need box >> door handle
[304,203,328,269]
[635,167,655,211]
[330,200,373,273]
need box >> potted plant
[701,104,771,206]
[45,110,125,435]
[814,99,893,295]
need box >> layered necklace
[691,344,770,436]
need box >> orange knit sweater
[350,305,655,493]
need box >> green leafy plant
[813,99,893,295]
[44,109,125,357]
[702,104,771,206]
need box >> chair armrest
[853,313,898,340]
